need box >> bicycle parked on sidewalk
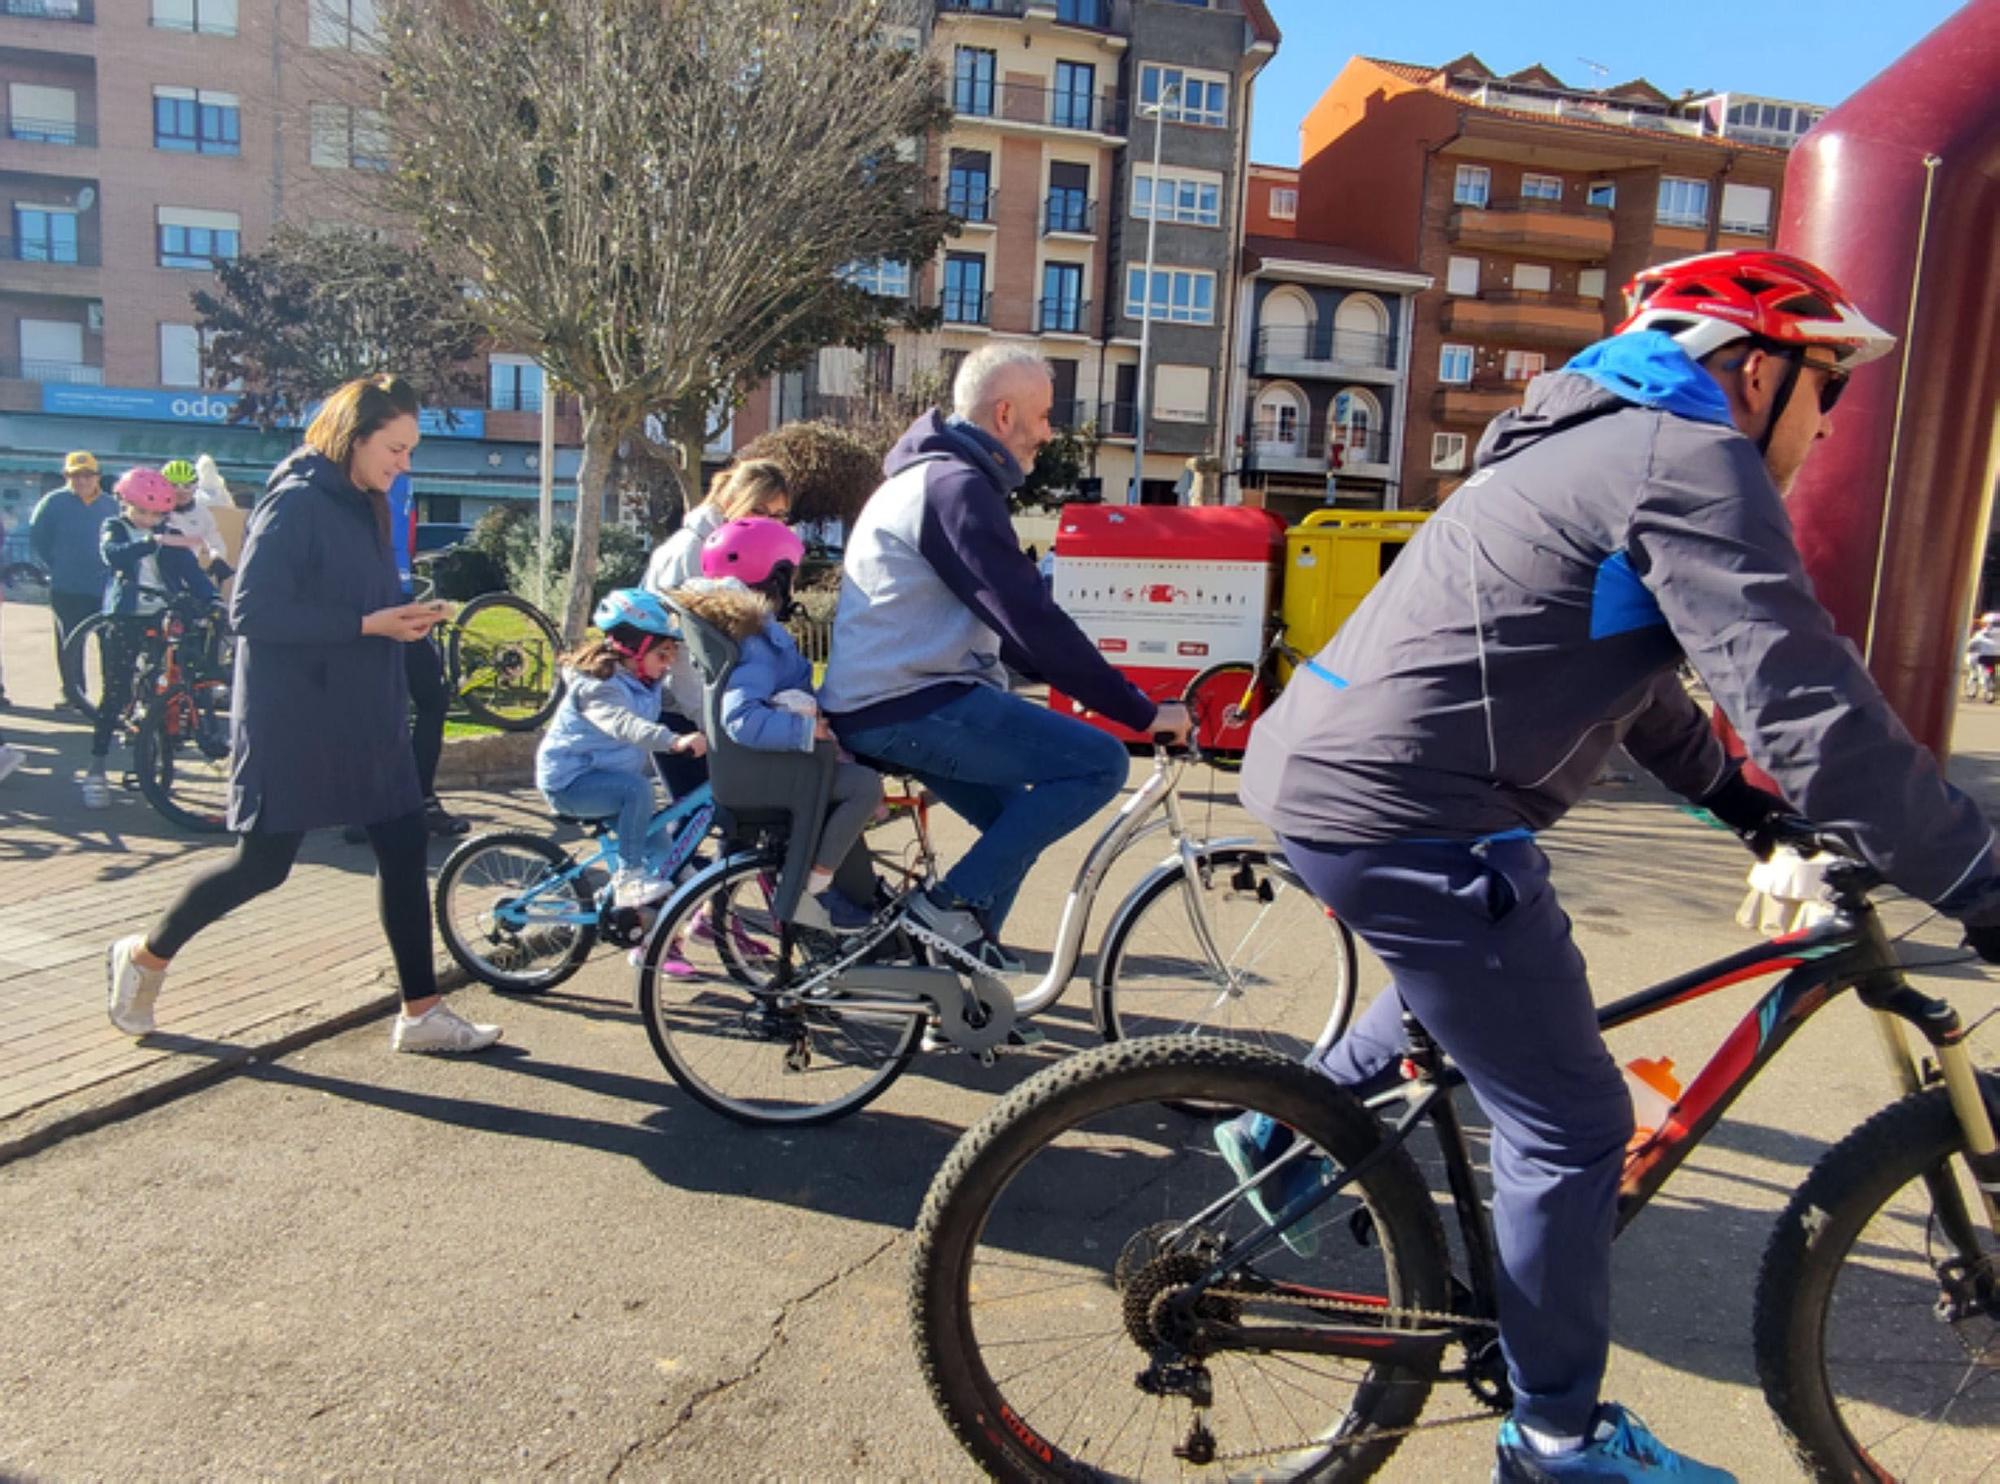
[434,782,723,993]
[1179,625,1307,771]
[635,729,1359,1128]
[908,824,1998,1481]
[407,571,566,733]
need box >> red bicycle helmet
[114,466,178,513]
[1615,250,1896,367]
[700,516,804,586]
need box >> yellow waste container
[1280,509,1430,662]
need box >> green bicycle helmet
[161,458,197,486]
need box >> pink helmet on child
[114,467,178,513]
[701,516,804,586]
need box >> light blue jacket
[536,666,678,793]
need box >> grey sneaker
[81,769,111,809]
[905,888,987,949]
[391,1002,502,1055]
[106,935,165,1036]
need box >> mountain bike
[434,781,722,993]
[408,575,564,733]
[635,738,1360,1128]
[909,826,1998,1481]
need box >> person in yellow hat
[29,450,115,698]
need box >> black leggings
[92,616,153,759]
[405,636,447,799]
[146,810,438,1005]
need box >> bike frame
[494,786,718,931]
[1176,868,2000,1364]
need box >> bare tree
[374,0,948,639]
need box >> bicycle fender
[1090,836,1266,994]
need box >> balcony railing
[3,0,93,18]
[938,0,1028,14]
[1035,296,1090,334]
[1100,400,1137,438]
[945,185,996,224]
[0,234,98,266]
[489,387,544,413]
[938,0,1117,26]
[1253,326,1397,372]
[1483,194,1611,217]
[1042,195,1096,235]
[940,289,992,326]
[4,115,94,145]
[1246,425,1393,471]
[949,79,1125,136]
[0,356,103,384]
[1050,397,1089,430]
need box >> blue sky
[1248,0,1969,165]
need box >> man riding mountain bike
[1224,249,2000,1482]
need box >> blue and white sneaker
[1494,1404,1737,1481]
[1212,1111,1331,1258]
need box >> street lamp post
[1131,79,1179,504]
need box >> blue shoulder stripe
[1589,549,1666,640]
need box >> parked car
[415,522,475,554]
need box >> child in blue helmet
[536,588,708,910]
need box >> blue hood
[883,410,1025,493]
[1563,332,1734,427]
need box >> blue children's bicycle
[434,782,755,993]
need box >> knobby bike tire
[434,831,598,993]
[132,680,230,833]
[448,592,564,732]
[58,610,111,721]
[637,851,923,1127]
[1752,1072,1999,1481]
[1095,845,1359,1060]
[1181,661,1274,773]
[910,1036,1451,1482]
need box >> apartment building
[0,0,590,535]
[1228,161,1429,518]
[734,0,1279,505]
[1294,54,1786,508]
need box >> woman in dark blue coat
[102,374,502,1055]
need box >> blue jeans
[1283,834,1633,1440]
[842,686,1129,933]
[544,770,664,874]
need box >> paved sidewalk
[0,600,544,1158]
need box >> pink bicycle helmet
[701,516,804,586]
[115,467,178,514]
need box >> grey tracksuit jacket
[1240,345,2000,921]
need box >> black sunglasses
[1807,362,1850,415]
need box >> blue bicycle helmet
[593,587,679,639]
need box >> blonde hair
[703,458,789,520]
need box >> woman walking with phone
[105,374,501,1054]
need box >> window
[1446,255,1479,296]
[1153,364,1210,424]
[1045,161,1091,234]
[19,318,86,382]
[1586,180,1616,209]
[159,323,203,387]
[1439,343,1474,383]
[1657,176,1710,229]
[1132,167,1222,227]
[1577,268,1607,300]
[1125,266,1215,325]
[309,0,380,51]
[1254,388,1301,445]
[489,355,543,413]
[157,206,240,269]
[1331,388,1378,458]
[1055,0,1107,22]
[1039,261,1085,333]
[1504,350,1546,381]
[8,84,78,144]
[1139,64,1228,128]
[1453,164,1490,207]
[1432,432,1468,471]
[1720,182,1772,234]
[152,0,238,34]
[1051,60,1096,131]
[310,103,389,170]
[1520,173,1563,201]
[946,149,992,223]
[943,254,987,324]
[154,88,240,155]
[12,205,78,263]
[953,47,996,117]
[1512,263,1552,294]
[1268,186,1297,220]
[839,259,909,298]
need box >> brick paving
[0,600,545,1155]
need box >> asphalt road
[5,707,1999,1481]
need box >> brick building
[1293,54,1787,508]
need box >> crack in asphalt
[602,1231,905,1479]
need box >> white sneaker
[106,934,165,1036]
[612,870,673,911]
[81,770,111,809]
[391,1002,503,1055]
[0,743,23,784]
